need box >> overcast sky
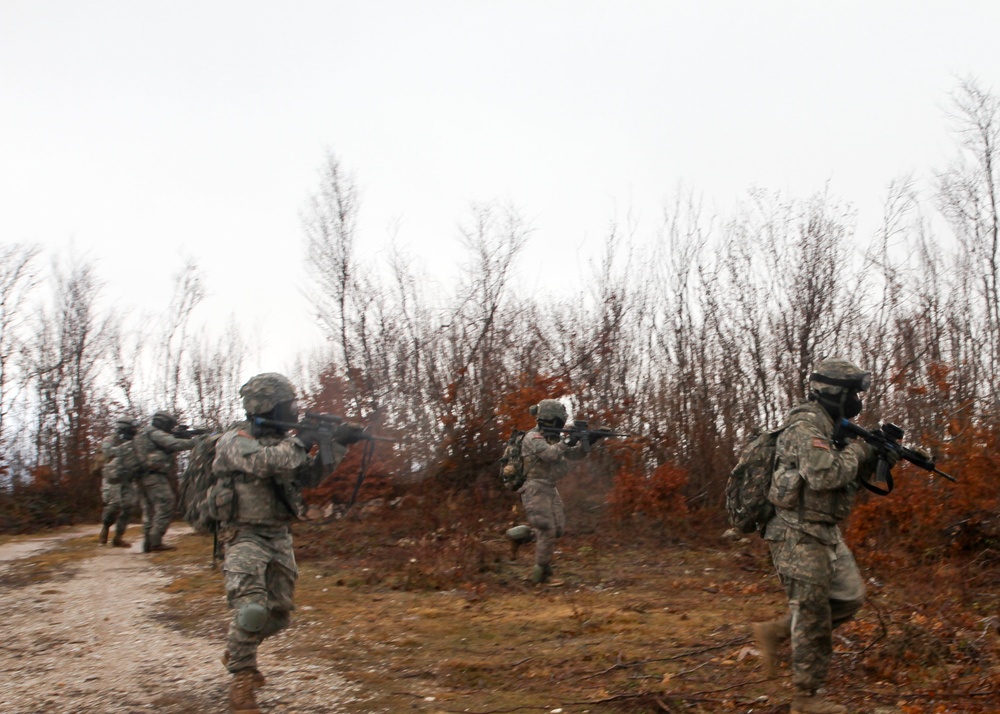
[2,1,999,373]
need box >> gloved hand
[563,431,580,447]
[882,445,901,468]
[846,439,877,464]
[333,422,367,445]
[296,428,320,452]
[588,427,613,446]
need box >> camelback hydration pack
[177,433,225,535]
[725,427,784,535]
[499,429,527,491]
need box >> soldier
[504,399,608,584]
[214,373,364,714]
[97,417,141,547]
[753,359,897,714]
[133,410,196,552]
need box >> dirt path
[0,526,360,714]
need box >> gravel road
[0,526,361,713]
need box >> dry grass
[0,535,94,589]
[151,505,1000,714]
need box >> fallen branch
[577,635,751,680]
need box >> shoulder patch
[811,437,831,451]
[529,432,546,439]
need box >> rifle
[251,411,394,469]
[837,419,957,495]
[173,425,210,439]
[539,419,633,453]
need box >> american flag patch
[811,437,830,451]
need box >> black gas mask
[252,399,299,436]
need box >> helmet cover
[810,358,871,394]
[531,399,568,423]
[151,411,177,430]
[240,372,297,416]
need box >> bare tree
[22,252,109,494]
[302,151,363,401]
[158,259,206,413]
[0,243,40,474]
[186,318,248,429]
[937,77,1000,412]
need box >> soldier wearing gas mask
[133,411,196,552]
[505,399,600,584]
[213,373,363,714]
[754,359,897,714]
[97,417,142,547]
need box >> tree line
[2,79,998,552]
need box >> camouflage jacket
[767,400,871,544]
[212,427,346,528]
[99,435,123,485]
[133,426,195,474]
[520,427,587,487]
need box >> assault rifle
[539,419,632,453]
[173,424,210,439]
[836,419,957,495]
[251,411,394,468]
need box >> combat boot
[98,524,110,545]
[530,564,553,584]
[148,543,177,552]
[790,691,847,714]
[111,532,132,548]
[229,670,261,714]
[751,616,790,676]
[222,650,266,688]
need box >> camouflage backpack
[499,429,527,491]
[725,426,785,536]
[177,433,225,535]
[102,440,143,485]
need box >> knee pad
[506,525,534,543]
[236,602,268,633]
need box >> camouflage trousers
[519,480,566,568]
[137,473,176,548]
[768,531,865,691]
[101,479,139,532]
[222,527,298,674]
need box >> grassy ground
[151,496,1000,714]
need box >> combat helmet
[240,373,297,416]
[151,411,178,431]
[809,358,870,395]
[529,399,568,427]
[114,417,140,438]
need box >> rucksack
[499,429,527,491]
[177,433,226,535]
[101,439,143,485]
[725,426,785,536]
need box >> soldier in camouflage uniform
[505,399,607,584]
[133,411,196,552]
[98,417,141,547]
[753,359,897,714]
[214,373,364,714]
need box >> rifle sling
[859,465,894,495]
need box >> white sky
[2,1,999,373]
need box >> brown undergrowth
[0,535,92,590]
[152,491,1000,714]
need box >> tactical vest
[770,403,857,525]
[133,427,175,473]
